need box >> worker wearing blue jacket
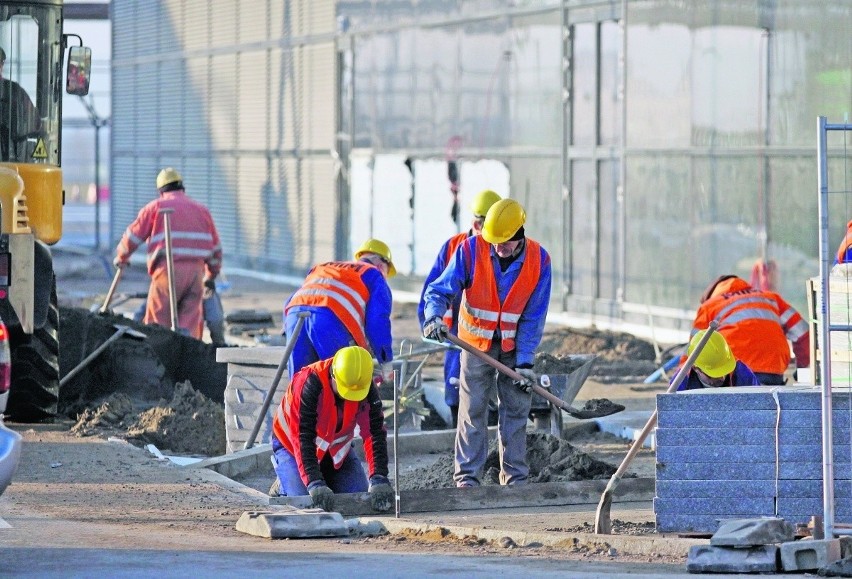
[284,238,396,378]
[417,189,502,427]
[422,199,551,487]
[676,330,760,391]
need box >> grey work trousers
[454,342,532,486]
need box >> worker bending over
[283,238,396,378]
[690,275,809,385]
[270,346,393,512]
[418,189,502,427]
[422,199,552,487]
[676,330,759,391]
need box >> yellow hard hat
[354,238,397,277]
[332,346,375,402]
[688,330,736,378]
[469,189,501,217]
[156,167,183,190]
[482,199,526,244]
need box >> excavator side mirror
[66,46,91,96]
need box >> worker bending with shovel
[675,330,760,391]
[422,199,552,488]
[270,346,394,512]
[283,238,396,377]
[113,167,222,339]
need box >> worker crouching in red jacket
[270,346,393,512]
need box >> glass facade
[341,0,852,328]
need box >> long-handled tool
[159,207,179,332]
[60,324,148,387]
[243,311,310,450]
[593,321,718,534]
[98,266,124,314]
[445,333,623,420]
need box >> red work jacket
[458,236,541,352]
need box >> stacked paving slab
[655,386,852,534]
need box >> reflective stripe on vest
[458,236,542,352]
[272,358,360,469]
[286,262,372,348]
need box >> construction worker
[0,47,40,162]
[270,346,393,512]
[114,168,222,339]
[417,189,502,427]
[676,330,759,391]
[283,238,395,378]
[835,221,852,264]
[690,274,810,385]
[422,199,552,487]
[131,281,227,346]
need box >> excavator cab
[0,0,91,422]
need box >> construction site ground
[0,247,762,576]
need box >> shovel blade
[564,400,626,420]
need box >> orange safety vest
[272,358,361,471]
[458,236,541,352]
[285,261,374,348]
[692,277,809,375]
[441,232,470,327]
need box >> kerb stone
[687,544,779,574]
[235,509,348,539]
[780,538,841,571]
[711,517,796,547]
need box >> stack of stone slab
[655,386,852,534]
[809,274,852,387]
[687,517,842,573]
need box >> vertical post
[159,208,178,332]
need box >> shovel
[593,321,718,534]
[60,324,148,387]
[444,333,624,420]
[98,266,124,314]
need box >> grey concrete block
[657,409,850,429]
[656,461,775,481]
[818,555,852,577]
[658,444,852,464]
[779,480,852,499]
[654,497,775,516]
[710,517,795,547]
[656,480,775,499]
[658,515,811,534]
[687,544,779,573]
[656,427,776,446]
[235,509,348,538]
[780,539,841,571]
[658,391,779,411]
[777,498,852,518]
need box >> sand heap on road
[397,432,618,490]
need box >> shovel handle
[100,266,123,313]
[444,334,570,411]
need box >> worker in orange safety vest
[689,274,810,385]
[835,220,852,264]
[114,167,222,339]
[422,199,552,487]
[283,238,395,379]
[270,346,393,512]
[417,189,502,427]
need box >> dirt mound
[397,432,617,490]
[70,382,226,456]
[58,307,227,417]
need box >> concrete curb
[352,517,705,558]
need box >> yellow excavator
[0,0,90,421]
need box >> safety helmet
[331,346,375,402]
[688,330,736,378]
[469,189,501,217]
[156,167,183,190]
[354,238,397,278]
[482,199,526,244]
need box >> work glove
[202,278,216,299]
[368,475,394,512]
[307,480,336,512]
[113,257,127,270]
[513,365,537,394]
[423,316,449,342]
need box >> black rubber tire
[5,279,60,422]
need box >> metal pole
[159,208,179,332]
[817,116,835,539]
[94,122,101,250]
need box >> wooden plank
[268,476,655,516]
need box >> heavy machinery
[0,0,90,421]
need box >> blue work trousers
[271,437,368,496]
[284,307,357,378]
